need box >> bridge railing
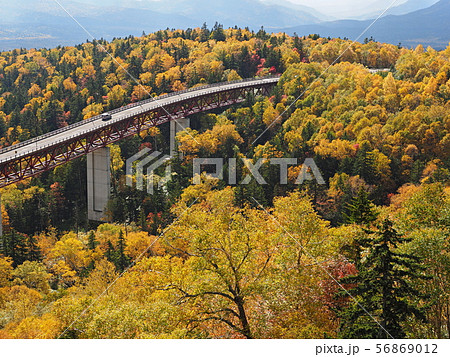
[104,74,280,115]
[0,75,280,157]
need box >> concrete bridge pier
[170,117,190,158]
[87,147,111,221]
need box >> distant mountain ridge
[0,0,197,50]
[0,0,322,50]
[260,0,333,21]
[283,0,450,49]
[360,0,439,19]
[71,0,323,27]
[0,0,448,50]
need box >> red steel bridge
[0,76,279,188]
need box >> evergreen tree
[210,22,226,42]
[200,23,210,42]
[242,179,268,207]
[256,26,268,40]
[27,234,41,261]
[238,46,253,78]
[139,209,147,232]
[293,33,303,57]
[343,188,379,225]
[87,231,97,250]
[85,231,97,272]
[337,219,429,338]
[352,143,378,185]
[2,230,29,267]
[159,75,169,94]
[43,100,64,132]
[116,230,129,272]
[105,240,115,263]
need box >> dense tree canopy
[0,25,449,338]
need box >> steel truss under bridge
[0,76,279,188]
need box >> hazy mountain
[335,0,402,19]
[0,0,447,51]
[289,0,408,20]
[283,0,450,49]
[135,0,322,29]
[361,0,439,19]
[0,0,197,50]
[0,0,321,50]
[59,0,326,20]
[261,0,332,21]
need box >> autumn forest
[0,24,449,339]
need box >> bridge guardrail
[0,75,280,160]
[0,93,252,164]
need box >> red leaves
[138,142,152,151]
[320,259,357,311]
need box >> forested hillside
[0,26,449,338]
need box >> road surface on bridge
[0,76,279,164]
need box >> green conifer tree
[87,231,97,251]
[27,234,41,261]
[352,143,378,184]
[337,219,429,338]
[3,230,29,267]
[343,188,379,225]
[116,230,129,273]
[105,240,115,263]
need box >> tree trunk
[235,295,252,339]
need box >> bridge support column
[170,118,190,158]
[87,147,111,221]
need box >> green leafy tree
[13,260,51,293]
[403,228,450,338]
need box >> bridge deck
[0,77,279,164]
